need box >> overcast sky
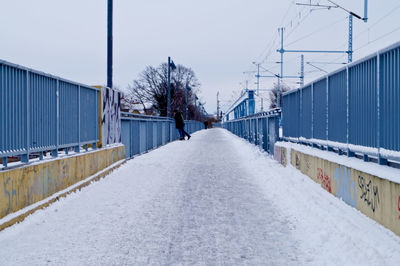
[1,0,399,113]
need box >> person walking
[173,110,191,140]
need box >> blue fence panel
[281,42,400,164]
[79,86,98,144]
[300,85,312,139]
[0,59,100,166]
[59,81,79,147]
[121,120,131,158]
[349,57,377,148]
[157,122,162,147]
[0,64,27,155]
[313,78,327,140]
[222,109,281,155]
[29,72,57,152]
[146,121,153,151]
[380,47,400,152]
[261,118,268,151]
[328,70,347,143]
[163,121,169,144]
[121,113,203,159]
[139,122,146,153]
[283,90,299,138]
[152,122,157,148]
[268,116,279,154]
[132,120,140,155]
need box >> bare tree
[269,83,291,109]
[125,63,201,117]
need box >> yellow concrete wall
[274,144,400,236]
[273,146,287,167]
[0,145,125,220]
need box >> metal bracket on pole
[348,14,353,63]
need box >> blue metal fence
[0,59,99,167]
[121,112,203,159]
[223,109,281,155]
[282,41,400,165]
[224,90,256,121]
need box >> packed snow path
[1,128,400,265]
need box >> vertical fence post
[266,116,270,152]
[92,90,99,150]
[75,85,81,153]
[131,120,134,158]
[326,76,333,151]
[21,70,30,163]
[299,87,302,142]
[346,65,354,157]
[169,120,172,142]
[377,52,387,165]
[52,79,59,157]
[311,83,318,148]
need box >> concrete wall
[274,143,400,236]
[273,145,287,167]
[0,145,125,221]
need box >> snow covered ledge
[274,141,400,237]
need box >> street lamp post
[107,0,113,88]
[167,57,176,117]
[185,83,191,120]
[194,95,198,121]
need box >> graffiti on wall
[358,175,380,213]
[2,165,60,217]
[334,166,357,208]
[303,155,311,176]
[102,87,121,146]
[398,196,400,220]
[317,168,332,193]
[1,146,125,218]
[295,153,301,170]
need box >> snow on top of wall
[275,141,400,184]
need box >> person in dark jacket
[174,110,191,140]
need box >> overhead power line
[285,15,348,47]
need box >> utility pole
[253,62,260,96]
[167,57,176,117]
[168,57,171,117]
[300,54,304,88]
[217,91,220,121]
[185,83,191,120]
[295,0,368,64]
[195,95,198,121]
[348,14,353,63]
[278,27,284,108]
[107,0,113,88]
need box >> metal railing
[121,112,203,159]
[0,59,99,167]
[223,109,281,154]
[282,41,400,165]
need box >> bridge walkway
[0,129,399,265]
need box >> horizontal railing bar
[0,59,99,92]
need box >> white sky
[0,0,399,114]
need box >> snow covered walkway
[0,128,400,265]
